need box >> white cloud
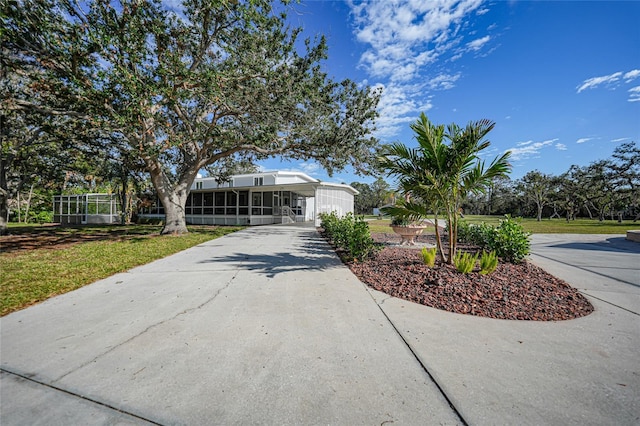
[347,0,496,139]
[466,35,491,51]
[576,137,593,144]
[624,69,640,82]
[428,72,461,90]
[299,162,320,175]
[372,82,433,137]
[576,69,640,94]
[576,72,622,93]
[611,137,630,143]
[628,86,640,102]
[506,138,556,161]
[555,143,567,151]
[351,1,485,81]
[277,162,321,176]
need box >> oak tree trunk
[160,191,188,235]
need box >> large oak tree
[3,0,380,234]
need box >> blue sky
[257,0,640,184]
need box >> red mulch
[347,233,594,321]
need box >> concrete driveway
[1,225,461,425]
[2,228,639,425]
[373,233,640,425]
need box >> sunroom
[138,171,358,226]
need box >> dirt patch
[348,232,594,321]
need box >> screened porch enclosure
[136,171,357,226]
[53,194,121,225]
[141,189,312,226]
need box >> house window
[254,177,264,186]
[238,191,249,215]
[195,181,203,190]
[214,192,225,207]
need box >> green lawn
[1,224,242,316]
[367,215,637,235]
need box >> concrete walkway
[2,227,639,425]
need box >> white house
[139,171,358,226]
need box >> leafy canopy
[3,0,381,233]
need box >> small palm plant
[379,113,511,264]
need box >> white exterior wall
[305,197,315,222]
[233,174,277,187]
[193,172,317,191]
[314,186,355,226]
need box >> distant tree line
[461,142,639,222]
[352,141,639,222]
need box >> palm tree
[380,113,511,264]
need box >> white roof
[192,170,358,196]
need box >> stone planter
[391,225,428,245]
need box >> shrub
[490,216,530,263]
[319,211,379,262]
[457,221,472,242]
[32,211,54,224]
[479,251,498,275]
[319,211,340,241]
[458,221,493,247]
[421,246,437,267]
[453,251,478,274]
[457,216,530,263]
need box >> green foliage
[490,216,531,263]
[390,215,412,226]
[319,211,380,262]
[458,215,530,263]
[32,211,54,224]
[351,178,392,215]
[479,251,499,275]
[379,113,511,264]
[453,251,478,274]
[5,0,380,234]
[421,246,437,267]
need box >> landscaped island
[350,231,594,321]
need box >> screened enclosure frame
[53,193,121,225]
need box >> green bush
[420,246,437,267]
[489,216,530,263]
[319,212,379,262]
[32,211,54,224]
[458,215,530,263]
[479,251,498,275]
[453,251,478,274]
[458,221,493,247]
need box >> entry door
[273,193,280,215]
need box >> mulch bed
[346,232,594,321]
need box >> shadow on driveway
[198,228,343,278]
[548,237,640,253]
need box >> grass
[1,224,242,316]
[367,215,638,235]
[463,215,637,234]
